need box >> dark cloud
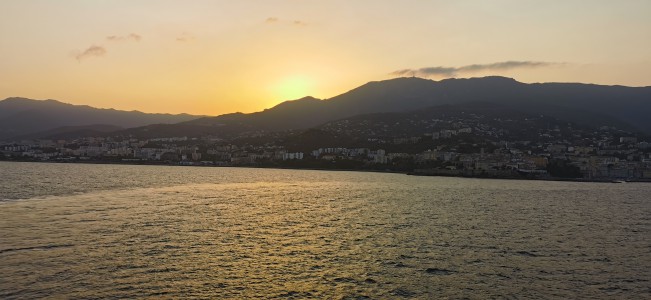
[293,20,308,26]
[75,45,107,61]
[265,17,279,23]
[106,33,142,42]
[390,61,559,77]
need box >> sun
[272,75,314,101]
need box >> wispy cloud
[392,67,457,77]
[264,17,308,26]
[75,45,107,61]
[293,20,308,26]
[390,61,561,77]
[106,33,142,42]
[73,33,142,61]
[176,32,196,42]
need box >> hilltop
[117,76,650,139]
[0,97,203,140]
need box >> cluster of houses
[2,128,651,180]
[2,107,651,180]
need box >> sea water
[1,161,649,298]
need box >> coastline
[2,158,649,183]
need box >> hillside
[7,77,649,141]
[317,102,605,143]
[321,76,649,132]
[130,76,650,138]
[0,98,203,140]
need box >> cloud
[293,20,308,26]
[176,32,196,42]
[264,17,308,26]
[106,33,142,42]
[390,61,560,77]
[458,61,554,73]
[75,45,107,61]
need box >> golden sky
[1,0,650,115]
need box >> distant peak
[1,97,66,104]
[268,96,322,110]
[389,76,432,80]
[3,97,34,102]
[356,77,435,90]
[478,76,519,82]
[295,96,320,101]
[440,76,520,83]
[226,112,245,115]
[378,77,434,83]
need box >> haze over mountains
[2,76,650,141]
[0,98,202,140]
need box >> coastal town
[2,109,650,181]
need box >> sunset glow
[271,75,314,103]
[2,2,651,298]
[1,1,650,115]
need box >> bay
[1,161,650,298]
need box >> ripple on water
[1,163,650,298]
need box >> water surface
[1,161,650,298]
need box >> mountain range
[2,76,650,141]
[0,98,202,140]
[126,76,651,138]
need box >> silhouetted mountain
[29,77,648,140]
[186,96,324,130]
[138,76,650,138]
[119,96,326,139]
[0,97,203,140]
[321,76,648,131]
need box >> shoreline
[1,158,649,183]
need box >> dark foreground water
[1,161,650,299]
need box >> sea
[0,161,649,299]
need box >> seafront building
[2,113,651,180]
[2,129,650,180]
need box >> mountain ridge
[0,97,205,140]
[3,76,651,141]
[176,76,650,136]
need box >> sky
[1,0,650,116]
